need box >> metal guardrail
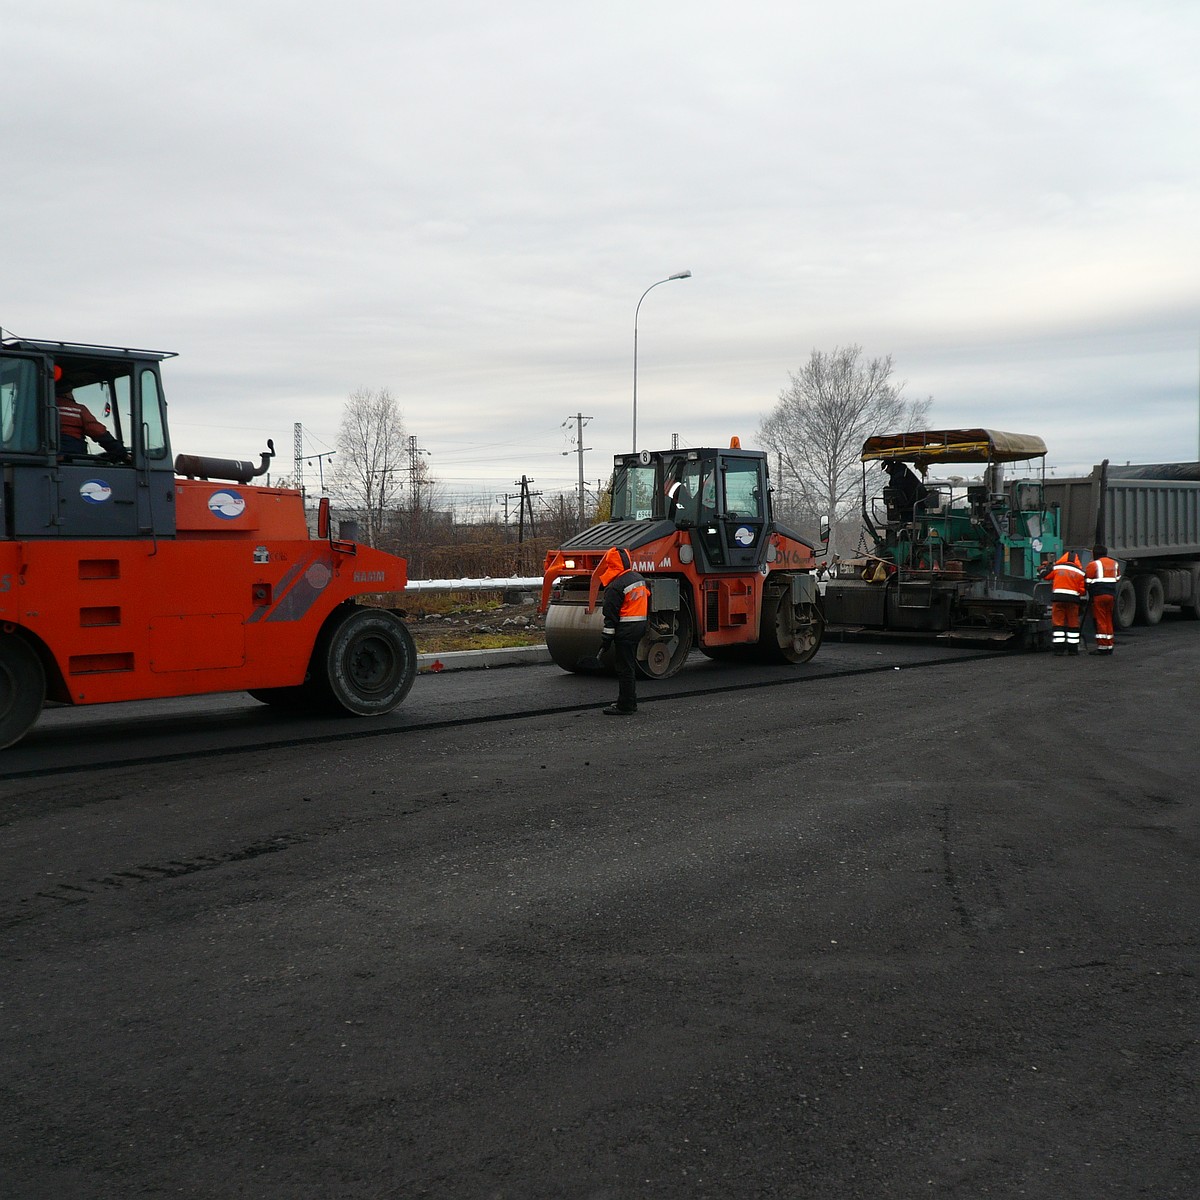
[403,576,543,593]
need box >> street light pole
[633,270,691,452]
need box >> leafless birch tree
[759,346,931,553]
[334,387,407,548]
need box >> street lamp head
[632,270,692,452]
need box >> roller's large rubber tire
[637,604,695,680]
[1115,578,1137,629]
[1133,574,1165,626]
[0,635,47,750]
[310,607,417,716]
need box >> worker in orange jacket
[1045,550,1087,656]
[1085,545,1121,656]
[56,387,128,459]
[596,545,649,715]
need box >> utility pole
[561,413,593,532]
[406,435,430,511]
[514,475,542,544]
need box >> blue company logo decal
[734,525,755,546]
[208,489,246,520]
[80,480,113,504]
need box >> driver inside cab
[55,383,129,461]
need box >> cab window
[612,464,658,520]
[140,368,168,458]
[723,458,765,519]
[73,379,124,449]
[0,357,41,453]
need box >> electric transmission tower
[294,422,304,501]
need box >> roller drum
[544,602,607,672]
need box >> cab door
[693,452,770,570]
[53,376,140,539]
[719,454,768,568]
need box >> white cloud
[5,0,1198,506]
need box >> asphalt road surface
[1,622,1196,1198]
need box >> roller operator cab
[0,337,416,748]
[821,428,1065,646]
[539,441,824,678]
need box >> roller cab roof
[1,337,176,363]
[862,428,1047,465]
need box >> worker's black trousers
[613,622,647,712]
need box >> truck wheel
[1115,578,1137,630]
[311,608,417,716]
[1134,575,1165,626]
[637,603,694,679]
[0,635,46,749]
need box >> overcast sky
[6,0,1198,510]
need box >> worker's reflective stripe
[1049,557,1086,598]
[1087,558,1120,598]
[621,580,649,621]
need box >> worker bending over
[1044,550,1087,656]
[596,546,649,715]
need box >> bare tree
[759,346,931,554]
[334,387,407,548]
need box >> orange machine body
[0,337,414,746]
[0,479,406,706]
[539,443,824,678]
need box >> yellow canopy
[862,428,1047,464]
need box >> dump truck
[0,337,416,748]
[822,428,1063,645]
[1040,460,1200,628]
[539,439,823,677]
